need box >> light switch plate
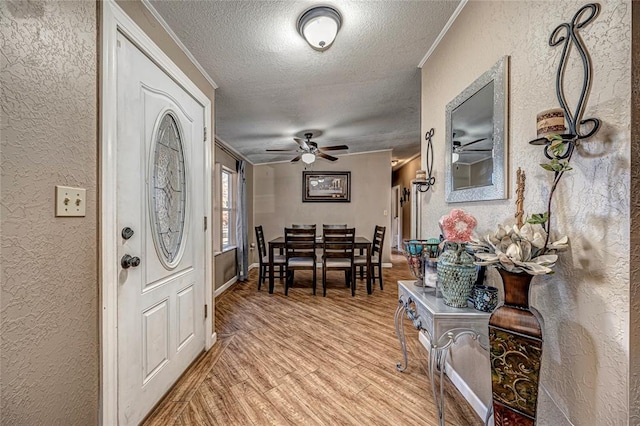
[56,185,86,217]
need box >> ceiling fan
[266,132,349,164]
[452,137,490,154]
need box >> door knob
[121,254,141,269]
[121,227,134,240]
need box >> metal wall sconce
[529,3,600,157]
[414,128,436,193]
[400,187,410,207]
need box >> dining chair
[322,224,347,229]
[355,225,386,290]
[291,224,316,229]
[284,227,317,296]
[322,227,356,296]
[255,225,285,291]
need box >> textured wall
[254,151,392,263]
[392,156,421,240]
[630,2,640,424]
[420,1,631,424]
[0,2,99,425]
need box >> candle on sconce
[536,108,566,138]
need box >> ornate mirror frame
[445,56,509,203]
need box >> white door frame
[100,2,214,424]
[391,185,402,249]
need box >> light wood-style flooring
[144,255,482,425]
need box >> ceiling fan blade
[290,155,302,162]
[320,145,349,151]
[293,137,310,151]
[266,149,298,152]
[461,137,487,147]
[317,152,338,161]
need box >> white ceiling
[147,0,462,165]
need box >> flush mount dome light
[301,152,316,164]
[297,6,342,51]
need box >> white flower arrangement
[470,223,568,275]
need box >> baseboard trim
[418,331,489,421]
[249,263,259,270]
[214,276,238,298]
[382,262,392,268]
[210,332,217,346]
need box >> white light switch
[56,185,86,217]
[383,210,388,216]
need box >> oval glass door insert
[151,112,187,268]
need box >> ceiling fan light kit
[301,152,316,164]
[297,6,342,51]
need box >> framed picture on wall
[302,171,351,202]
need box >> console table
[395,279,492,426]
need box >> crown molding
[214,135,253,165]
[141,0,218,89]
[418,0,469,68]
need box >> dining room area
[214,144,396,301]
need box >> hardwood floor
[144,256,483,426]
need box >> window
[221,168,235,249]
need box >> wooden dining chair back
[255,225,285,290]
[370,225,386,289]
[323,224,347,229]
[284,227,317,295]
[291,224,316,229]
[322,227,356,297]
[355,225,386,290]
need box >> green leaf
[550,138,564,149]
[540,163,555,171]
[526,212,549,224]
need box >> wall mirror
[445,56,508,203]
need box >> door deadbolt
[121,254,141,269]
[121,227,134,240]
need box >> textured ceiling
[148,0,461,165]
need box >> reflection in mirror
[445,56,508,203]
[452,81,494,190]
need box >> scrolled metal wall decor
[531,3,601,159]
[415,128,436,192]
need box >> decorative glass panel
[152,112,187,266]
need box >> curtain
[235,160,249,281]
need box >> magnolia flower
[439,209,477,243]
[470,223,568,275]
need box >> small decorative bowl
[473,285,498,312]
[402,240,440,287]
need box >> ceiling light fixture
[301,152,316,164]
[452,152,460,163]
[297,6,342,51]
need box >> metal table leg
[395,301,408,372]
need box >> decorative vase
[472,285,498,312]
[436,242,476,307]
[489,269,544,425]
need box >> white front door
[116,32,206,426]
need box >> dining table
[268,235,372,295]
